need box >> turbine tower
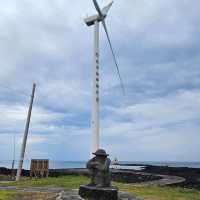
[85,0,124,156]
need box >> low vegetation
[0,175,89,189]
[0,191,56,200]
[0,191,16,200]
[114,182,200,200]
[0,175,200,200]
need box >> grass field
[0,191,16,200]
[0,175,200,200]
[0,175,89,188]
[114,182,200,200]
[0,190,56,200]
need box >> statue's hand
[87,161,99,169]
[91,162,99,168]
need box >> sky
[0,0,199,162]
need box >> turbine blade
[102,1,113,16]
[93,0,103,17]
[102,20,125,94]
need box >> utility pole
[16,83,36,181]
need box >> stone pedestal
[79,185,118,200]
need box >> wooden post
[16,83,36,181]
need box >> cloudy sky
[0,0,199,163]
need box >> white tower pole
[85,1,122,157]
[16,83,36,181]
[91,20,100,156]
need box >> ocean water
[118,161,200,169]
[0,160,86,170]
[0,160,199,170]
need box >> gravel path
[132,174,185,186]
[111,169,185,186]
[0,186,64,193]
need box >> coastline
[0,165,199,189]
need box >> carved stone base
[79,185,118,200]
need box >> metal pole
[16,83,36,181]
[91,20,100,156]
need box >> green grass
[0,175,89,189]
[0,176,200,200]
[114,182,200,200]
[0,190,56,200]
[0,175,11,180]
[0,190,16,200]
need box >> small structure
[112,157,119,165]
[30,159,49,178]
[79,149,118,200]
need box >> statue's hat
[93,149,109,157]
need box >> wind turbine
[84,0,124,156]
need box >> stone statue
[87,149,111,188]
[79,149,118,200]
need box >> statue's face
[96,155,106,162]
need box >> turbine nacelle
[84,1,113,26]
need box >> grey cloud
[0,0,199,161]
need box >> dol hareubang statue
[79,149,118,200]
[87,149,111,187]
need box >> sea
[0,160,200,170]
